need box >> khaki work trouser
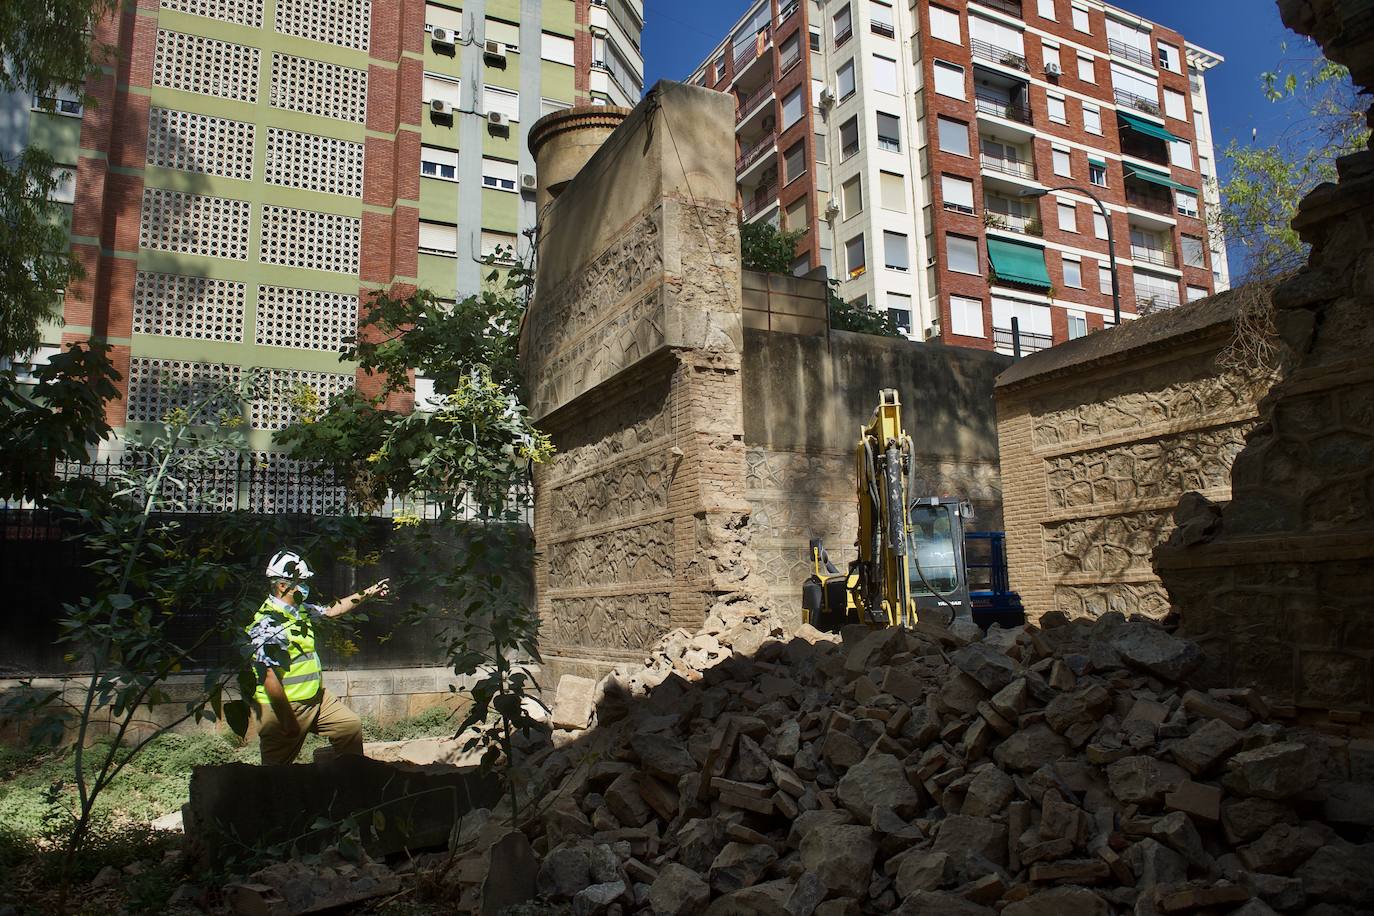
[256,689,364,765]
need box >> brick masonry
[995,292,1272,621]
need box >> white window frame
[950,294,984,337]
[1083,104,1101,135]
[1170,138,1193,170]
[884,230,909,271]
[1057,201,1076,232]
[1067,311,1087,339]
[484,85,520,121]
[947,234,979,275]
[1052,147,1071,178]
[937,116,969,156]
[1047,94,1067,124]
[872,55,897,95]
[420,145,459,182]
[418,220,458,255]
[933,61,965,100]
[481,156,518,191]
[1062,255,1082,288]
[1037,0,1056,20]
[929,6,961,44]
[1077,54,1095,83]
[1164,88,1187,121]
[1071,4,1090,33]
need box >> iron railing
[975,91,1032,124]
[835,24,853,46]
[1130,245,1176,268]
[1125,186,1173,215]
[971,38,1028,72]
[993,326,1052,353]
[1135,292,1181,314]
[736,132,777,172]
[943,201,976,216]
[980,153,1035,179]
[736,83,773,121]
[983,210,1041,235]
[870,20,895,38]
[733,28,771,72]
[744,184,778,218]
[1114,87,1161,116]
[1107,38,1156,69]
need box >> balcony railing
[1130,245,1176,268]
[736,84,773,121]
[736,132,777,172]
[870,20,895,37]
[1114,87,1161,117]
[980,153,1035,179]
[777,2,799,25]
[943,201,976,216]
[974,91,1032,124]
[744,184,778,218]
[1107,38,1156,70]
[983,209,1042,236]
[835,24,853,46]
[971,38,1029,72]
[1125,186,1173,215]
[973,0,1023,18]
[1135,292,1181,314]
[733,28,771,72]
[993,326,1052,353]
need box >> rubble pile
[515,599,1374,915]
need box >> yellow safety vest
[248,598,324,704]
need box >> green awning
[1088,156,1107,168]
[1118,110,1183,143]
[987,238,1052,290]
[1125,165,1197,194]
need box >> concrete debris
[502,603,1374,915]
[226,848,399,916]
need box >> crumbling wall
[741,329,1009,611]
[1155,0,1374,711]
[995,293,1273,621]
[521,82,757,686]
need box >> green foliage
[740,220,805,274]
[1218,46,1369,281]
[827,281,901,337]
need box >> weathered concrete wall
[1155,0,1374,711]
[521,82,755,686]
[996,293,1273,621]
[742,329,1010,612]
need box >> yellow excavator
[801,389,978,636]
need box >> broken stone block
[553,675,599,730]
[1002,886,1110,915]
[571,880,626,916]
[1028,858,1111,884]
[1164,780,1222,823]
[1237,823,1326,875]
[950,644,1020,693]
[1157,883,1250,912]
[784,871,826,916]
[835,753,921,820]
[1295,843,1374,907]
[707,841,779,895]
[648,862,710,916]
[1106,755,1189,806]
[891,890,995,915]
[1149,812,1211,870]
[1169,719,1243,776]
[895,851,953,897]
[1125,838,1187,887]
[1181,689,1252,730]
[604,772,653,827]
[1220,797,1297,845]
[799,824,876,898]
[1109,623,1201,682]
[1222,743,1316,799]
[961,765,1014,819]
[993,723,1069,774]
[932,815,1008,867]
[632,733,698,782]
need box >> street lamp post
[1020,185,1120,326]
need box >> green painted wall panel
[29,112,82,162]
[541,61,575,102]
[419,176,461,217]
[486,0,523,24]
[421,116,461,146]
[481,188,518,231]
[544,2,576,36]
[481,126,519,160]
[418,253,459,296]
[483,60,522,92]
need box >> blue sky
[642,0,1314,277]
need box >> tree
[740,220,805,274]
[1216,46,1369,282]
[827,280,902,337]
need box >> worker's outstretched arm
[262,667,301,738]
[322,578,391,618]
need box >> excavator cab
[906,497,974,625]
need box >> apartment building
[691,0,1227,354]
[3,0,642,483]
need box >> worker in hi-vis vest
[247,549,390,765]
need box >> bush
[740,221,805,273]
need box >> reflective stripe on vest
[249,601,324,704]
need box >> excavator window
[908,504,959,595]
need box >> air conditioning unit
[819,86,836,106]
[923,321,940,341]
[487,110,509,128]
[484,40,507,62]
[430,98,452,117]
[824,198,841,219]
[520,173,538,192]
[431,27,456,47]
[1044,62,1062,77]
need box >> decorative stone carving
[1032,364,1267,449]
[547,455,671,532]
[1045,425,1251,511]
[1043,510,1173,576]
[1052,582,1171,620]
[546,520,674,587]
[542,593,672,651]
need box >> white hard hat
[266,550,315,581]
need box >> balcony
[744,183,778,219]
[1114,88,1161,117]
[983,208,1042,236]
[1107,38,1156,70]
[736,132,777,172]
[733,27,771,74]
[1125,186,1172,216]
[1130,245,1176,268]
[980,153,1035,180]
[943,201,976,216]
[871,19,895,38]
[736,83,773,122]
[994,326,1052,354]
[1135,292,1181,314]
[975,91,1032,124]
[777,2,799,25]
[971,39,1029,73]
[835,24,853,46]
[973,0,1024,18]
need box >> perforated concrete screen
[275,0,371,51]
[264,128,364,197]
[251,368,355,430]
[125,357,243,424]
[132,271,247,342]
[154,30,260,103]
[247,452,348,513]
[147,107,255,181]
[259,206,360,273]
[160,0,264,28]
[255,285,359,350]
[269,53,368,123]
[139,188,252,260]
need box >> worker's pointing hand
[366,578,391,600]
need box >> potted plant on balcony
[1001,52,1028,72]
[983,211,1008,230]
[1025,217,1043,236]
